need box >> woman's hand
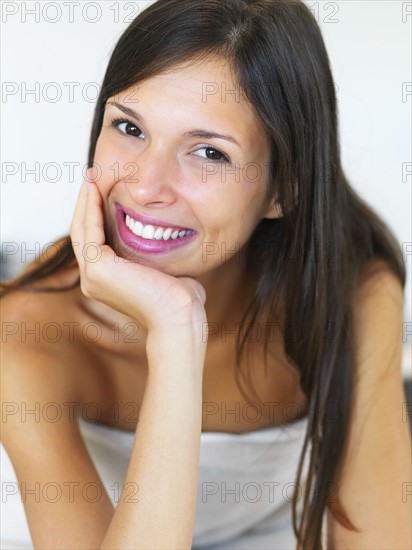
[70,172,207,335]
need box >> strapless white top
[1,414,326,549]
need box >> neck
[197,252,254,328]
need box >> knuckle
[80,281,91,298]
[83,261,106,294]
[83,262,98,284]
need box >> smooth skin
[71,176,208,548]
[1,55,410,549]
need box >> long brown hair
[2,0,406,547]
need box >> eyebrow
[106,101,241,148]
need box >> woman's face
[93,56,279,277]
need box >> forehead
[108,57,270,154]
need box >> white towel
[1,415,325,549]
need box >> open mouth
[124,213,193,241]
[115,204,196,254]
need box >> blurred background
[1,1,411,399]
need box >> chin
[110,242,199,276]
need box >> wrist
[145,328,207,374]
[147,318,207,346]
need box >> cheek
[201,196,261,249]
[93,136,128,195]
[208,180,264,231]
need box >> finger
[70,169,93,235]
[84,179,106,247]
[70,169,93,264]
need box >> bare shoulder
[352,258,404,379]
[1,279,145,435]
[1,284,95,436]
[1,282,87,358]
[1,287,114,548]
[1,263,80,322]
[327,268,409,548]
[355,257,404,302]
[354,258,404,333]
[1,288,84,434]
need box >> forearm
[99,331,205,549]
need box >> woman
[1,0,410,548]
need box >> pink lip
[115,204,197,255]
[117,202,189,230]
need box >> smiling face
[93,55,280,278]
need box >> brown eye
[205,147,225,160]
[123,122,141,136]
[193,146,230,163]
[111,118,144,138]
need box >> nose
[124,146,179,208]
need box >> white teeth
[142,225,155,239]
[162,228,172,240]
[132,220,143,236]
[153,227,164,240]
[124,214,191,241]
